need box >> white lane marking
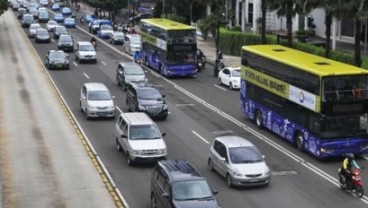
[192,131,209,144]
[214,84,227,91]
[212,130,234,135]
[116,106,123,113]
[101,61,106,66]
[83,73,90,79]
[364,156,368,160]
[51,39,55,42]
[72,61,78,67]
[65,12,368,203]
[175,104,195,107]
[150,70,161,78]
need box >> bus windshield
[166,51,195,65]
[323,75,368,102]
[320,114,368,139]
[167,30,196,44]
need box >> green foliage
[295,29,309,36]
[229,25,242,32]
[162,13,186,24]
[0,0,8,16]
[360,58,368,69]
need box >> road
[6,6,368,208]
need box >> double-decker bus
[240,45,368,158]
[140,18,197,77]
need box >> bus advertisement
[140,18,197,77]
[240,45,368,158]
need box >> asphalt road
[8,7,368,208]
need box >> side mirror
[219,157,226,163]
[65,53,69,58]
[262,155,266,159]
[162,94,166,98]
[213,190,219,195]
[121,134,127,138]
[162,132,166,137]
[162,192,170,199]
[112,96,116,99]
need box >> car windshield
[229,146,263,164]
[79,45,94,51]
[56,27,66,33]
[172,180,213,201]
[115,34,124,38]
[87,91,111,100]
[231,69,241,77]
[48,21,57,25]
[129,125,161,140]
[130,37,141,44]
[137,89,162,100]
[101,25,112,30]
[49,52,65,59]
[125,66,144,75]
[30,25,41,30]
[37,29,48,35]
[65,19,75,23]
[59,35,72,42]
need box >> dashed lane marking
[192,131,209,144]
[83,73,90,79]
[72,61,78,67]
[272,170,298,176]
[214,84,227,91]
[51,39,55,42]
[101,61,106,66]
[212,130,234,135]
[175,104,195,107]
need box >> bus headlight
[320,148,334,153]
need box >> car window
[87,90,111,100]
[79,45,94,51]
[137,89,162,100]
[172,180,212,201]
[49,52,65,59]
[130,37,141,44]
[37,29,48,35]
[125,66,144,75]
[101,25,112,30]
[59,35,72,42]
[231,69,241,77]
[229,146,263,164]
[129,125,160,140]
[30,25,41,30]
[214,140,227,158]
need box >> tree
[0,0,8,17]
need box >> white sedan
[218,67,241,89]
[46,20,58,32]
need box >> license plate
[98,113,106,116]
[57,64,62,68]
[249,179,258,182]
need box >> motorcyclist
[133,51,142,62]
[90,36,97,49]
[341,153,361,186]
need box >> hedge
[218,28,368,69]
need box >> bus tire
[145,57,149,67]
[159,65,163,75]
[255,110,263,128]
[295,132,304,151]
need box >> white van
[115,112,167,166]
[123,34,141,55]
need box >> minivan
[115,112,167,166]
[123,34,141,55]
[22,14,34,28]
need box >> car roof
[158,160,205,182]
[224,67,241,71]
[125,34,140,38]
[30,23,41,27]
[48,50,65,54]
[113,32,124,35]
[84,82,109,91]
[118,61,140,67]
[78,41,92,46]
[215,135,254,148]
[121,112,154,126]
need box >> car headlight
[138,105,145,110]
[233,79,238,83]
[264,166,271,176]
[162,104,168,110]
[88,105,97,110]
[131,149,143,155]
[109,105,115,110]
[64,61,68,64]
[232,168,243,177]
[158,148,167,155]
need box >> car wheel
[122,82,127,91]
[226,174,233,188]
[127,153,134,166]
[229,82,233,90]
[75,55,78,61]
[208,158,215,172]
[80,101,83,112]
[151,195,157,208]
[116,138,122,152]
[218,78,222,85]
[255,110,263,129]
[116,76,120,86]
[159,65,163,75]
[85,109,90,120]
[295,132,304,151]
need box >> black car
[58,34,74,52]
[45,50,70,70]
[116,61,146,90]
[151,160,220,208]
[53,25,68,39]
[35,28,50,43]
[126,82,168,120]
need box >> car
[39,0,49,7]
[63,17,76,28]
[53,25,67,39]
[51,3,60,11]
[89,19,111,34]
[116,61,146,90]
[29,7,38,19]
[61,7,71,16]
[38,7,47,12]
[53,13,64,23]
[80,83,115,120]
[46,20,58,32]
[75,41,97,63]
[17,7,27,19]
[38,10,49,23]
[45,50,70,70]
[97,24,114,39]
[21,14,34,28]
[109,31,125,45]
[83,14,96,24]
[217,67,241,90]
[126,82,168,120]
[208,135,271,187]
[35,28,50,43]
[151,160,220,208]
[129,13,152,24]
[28,23,41,38]
[12,2,20,10]
[123,34,141,55]
[58,34,74,52]
[115,112,167,165]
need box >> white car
[218,67,241,89]
[80,83,115,119]
[75,41,97,63]
[46,20,58,32]
[208,135,271,187]
[123,34,141,55]
[109,31,125,45]
[28,23,41,38]
[39,0,49,6]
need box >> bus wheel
[145,58,149,67]
[255,110,263,128]
[159,65,163,75]
[295,132,304,151]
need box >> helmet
[346,153,354,159]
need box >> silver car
[80,83,116,120]
[28,23,41,38]
[46,20,58,32]
[208,136,271,187]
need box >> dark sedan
[35,28,50,43]
[58,34,74,52]
[45,50,70,70]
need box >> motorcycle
[338,168,364,198]
[91,41,97,50]
[197,57,206,72]
[134,58,142,65]
[213,58,224,77]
